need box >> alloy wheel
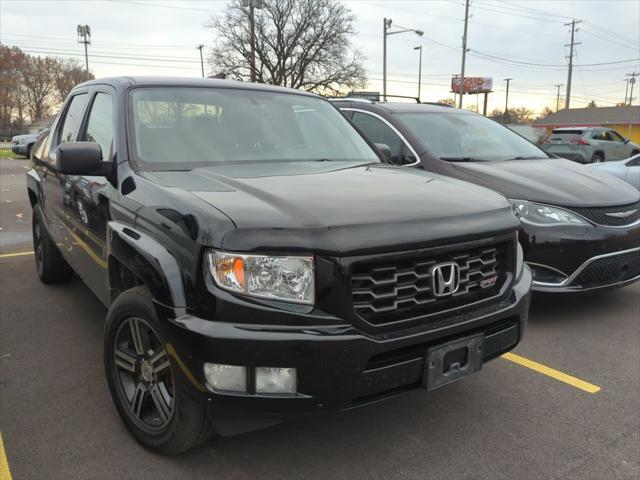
[113,317,175,433]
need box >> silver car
[540,127,640,164]
[589,154,640,191]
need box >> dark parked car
[539,127,640,164]
[27,77,531,453]
[334,100,640,293]
[11,132,40,157]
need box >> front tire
[104,286,215,454]
[32,205,73,283]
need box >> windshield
[396,112,549,161]
[129,87,379,170]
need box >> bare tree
[207,0,366,95]
[54,59,92,103]
[22,55,57,121]
[0,45,28,126]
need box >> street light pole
[197,44,205,77]
[382,18,423,102]
[414,46,422,101]
[244,0,263,82]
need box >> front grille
[569,201,640,227]
[572,250,640,288]
[351,241,512,325]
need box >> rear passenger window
[58,94,88,144]
[84,93,114,159]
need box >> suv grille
[572,250,640,288]
[350,241,512,325]
[569,201,640,227]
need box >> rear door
[608,130,629,160]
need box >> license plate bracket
[424,334,484,391]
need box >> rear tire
[32,205,74,283]
[104,286,216,454]
[591,153,604,163]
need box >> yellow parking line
[0,251,34,259]
[0,432,12,480]
[502,352,601,394]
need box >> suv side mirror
[624,139,630,144]
[57,142,103,175]
[374,143,392,164]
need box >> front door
[64,89,116,304]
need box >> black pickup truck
[26,77,532,454]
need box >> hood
[11,134,35,142]
[143,162,518,254]
[449,159,639,207]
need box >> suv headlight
[510,200,588,227]
[206,251,315,305]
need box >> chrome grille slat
[350,243,510,325]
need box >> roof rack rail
[383,95,420,103]
[421,102,455,108]
[327,97,375,104]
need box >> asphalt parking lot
[1,157,638,480]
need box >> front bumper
[11,144,27,155]
[521,220,640,292]
[156,266,531,435]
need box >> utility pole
[624,78,630,105]
[77,25,91,80]
[414,45,423,101]
[458,0,470,109]
[626,72,639,105]
[382,18,423,101]
[196,45,205,77]
[554,83,563,112]
[503,78,513,116]
[564,19,581,109]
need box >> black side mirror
[374,143,392,164]
[57,142,103,175]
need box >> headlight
[510,200,588,227]
[206,251,314,305]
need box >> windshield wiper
[507,156,548,160]
[439,156,481,162]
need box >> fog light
[256,367,297,394]
[204,363,247,392]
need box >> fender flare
[108,221,187,311]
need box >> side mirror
[57,142,103,175]
[624,139,630,144]
[374,143,392,164]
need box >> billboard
[451,77,493,94]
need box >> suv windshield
[129,87,378,170]
[396,112,549,161]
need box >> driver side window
[351,112,415,165]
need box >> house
[532,105,640,143]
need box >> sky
[1,0,639,115]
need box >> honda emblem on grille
[431,262,460,297]
[605,209,637,218]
